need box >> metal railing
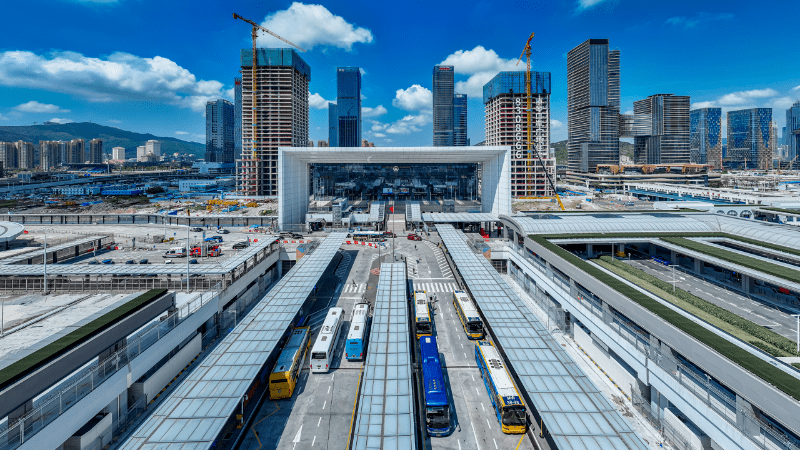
[0,277,223,293]
[0,284,221,450]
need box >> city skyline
[0,0,798,148]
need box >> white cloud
[0,50,229,112]
[309,92,330,109]
[360,93,367,100]
[666,12,734,28]
[14,101,69,113]
[0,113,7,120]
[691,101,716,109]
[440,46,517,98]
[175,131,189,135]
[392,85,432,111]
[362,105,387,118]
[359,68,367,76]
[47,118,73,124]
[717,88,778,106]
[372,132,386,138]
[258,3,373,52]
[576,0,609,11]
[550,119,564,129]
[793,85,800,91]
[107,119,122,124]
[371,110,432,135]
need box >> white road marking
[322,400,326,410]
[327,386,331,394]
[493,438,498,449]
[476,387,479,395]
[458,441,462,450]
[471,374,475,382]
[464,353,467,359]
[461,343,464,348]
[487,418,492,430]
[317,417,321,427]
[312,436,316,447]
[481,403,485,411]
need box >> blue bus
[420,335,451,436]
[346,303,370,360]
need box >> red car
[407,234,422,241]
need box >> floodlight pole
[669,264,678,292]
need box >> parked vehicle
[102,259,114,265]
[218,229,230,234]
[210,236,223,242]
[189,259,198,264]
[125,260,136,265]
[139,259,149,265]
[87,260,99,265]
[163,247,187,258]
[407,234,422,241]
[190,227,203,232]
[233,242,249,250]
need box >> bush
[749,340,784,358]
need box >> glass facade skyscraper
[727,108,773,169]
[234,77,242,163]
[453,93,468,146]
[629,94,690,165]
[433,65,455,146]
[328,102,339,147]
[690,107,722,168]
[787,101,800,168]
[205,99,235,163]
[567,39,620,172]
[335,67,361,147]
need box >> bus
[346,303,370,361]
[452,290,484,339]
[413,290,432,338]
[474,340,527,434]
[311,307,344,373]
[351,231,386,242]
[420,335,451,436]
[269,327,311,399]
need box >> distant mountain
[0,122,204,158]
[552,139,634,164]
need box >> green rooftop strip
[761,207,800,215]
[0,289,168,391]
[528,235,800,401]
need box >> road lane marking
[461,343,463,348]
[487,418,491,429]
[322,400,326,410]
[476,387,479,395]
[458,441,462,450]
[312,436,316,446]
[493,438,498,449]
[460,383,481,450]
[471,374,475,382]
[318,417,321,427]
[327,385,331,394]
[481,403,485,411]
[464,353,467,359]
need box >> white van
[163,247,187,258]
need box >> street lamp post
[669,264,679,292]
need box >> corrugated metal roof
[438,225,648,450]
[511,214,716,235]
[422,213,499,223]
[117,232,347,450]
[0,235,105,265]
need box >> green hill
[552,139,634,164]
[0,122,204,159]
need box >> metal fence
[0,276,223,293]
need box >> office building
[328,103,338,148]
[318,140,328,148]
[787,101,800,167]
[67,139,85,164]
[112,147,126,160]
[239,48,310,196]
[627,94,690,165]
[727,108,773,169]
[0,142,17,169]
[433,65,455,146]
[567,39,620,172]
[454,93,468,146]
[205,99,235,163]
[40,141,61,170]
[145,140,161,158]
[690,107,722,168]
[484,71,555,197]
[15,141,35,169]
[88,138,103,163]
[137,146,147,162]
[334,67,361,147]
[234,77,243,163]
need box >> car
[102,259,114,265]
[164,260,173,264]
[233,242,249,250]
[210,236,223,242]
[407,234,422,241]
[190,227,203,232]
[218,229,230,234]
[189,259,198,264]
[87,260,100,265]
[125,260,136,264]
[139,259,149,265]
[291,233,303,239]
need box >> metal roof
[507,214,716,236]
[438,225,648,450]
[0,222,25,243]
[0,236,105,265]
[117,232,347,450]
[351,263,417,450]
[421,213,499,223]
[407,203,421,222]
[697,214,800,251]
[368,202,385,223]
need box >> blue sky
[1,0,798,146]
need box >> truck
[190,245,221,257]
[163,247,187,258]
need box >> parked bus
[452,290,484,339]
[351,231,386,242]
[269,327,311,399]
[474,340,527,434]
[420,335,451,436]
[346,303,370,361]
[311,307,344,373]
[413,290,432,338]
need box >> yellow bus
[413,290,432,338]
[475,340,527,434]
[452,290,484,339]
[269,327,311,400]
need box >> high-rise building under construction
[238,48,310,196]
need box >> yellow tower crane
[516,32,565,211]
[232,13,305,192]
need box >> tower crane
[232,13,305,192]
[516,32,565,211]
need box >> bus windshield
[467,322,483,334]
[502,406,526,426]
[417,322,432,334]
[312,352,327,360]
[426,406,450,428]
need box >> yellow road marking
[249,400,281,449]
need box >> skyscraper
[67,139,85,164]
[0,142,16,169]
[15,141,34,169]
[453,93,468,146]
[787,101,800,167]
[112,147,126,160]
[145,140,161,158]
[234,77,243,164]
[567,39,620,172]
[433,65,455,146]
[40,141,61,170]
[239,48,310,196]
[727,108,773,169]
[628,94,690,165]
[690,107,722,168]
[88,138,103,163]
[335,67,361,147]
[484,71,554,197]
[328,103,339,147]
[205,99,235,163]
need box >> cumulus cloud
[48,118,73,124]
[175,131,189,135]
[691,101,716,109]
[371,110,432,135]
[666,12,734,28]
[0,50,228,112]
[550,119,564,129]
[309,92,330,109]
[792,85,800,91]
[440,46,517,98]
[15,101,69,113]
[576,0,609,11]
[362,105,387,118]
[258,3,373,51]
[392,85,432,111]
[372,132,386,138]
[717,88,778,106]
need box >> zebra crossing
[342,283,366,294]
[410,281,459,293]
[423,240,453,278]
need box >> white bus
[413,290,432,338]
[311,307,344,373]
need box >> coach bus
[311,307,344,373]
[269,326,311,399]
[345,303,370,361]
[475,340,527,434]
[452,290,484,339]
[420,335,451,436]
[413,290,432,338]
[351,231,386,242]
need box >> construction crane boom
[232,13,306,52]
[516,32,565,211]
